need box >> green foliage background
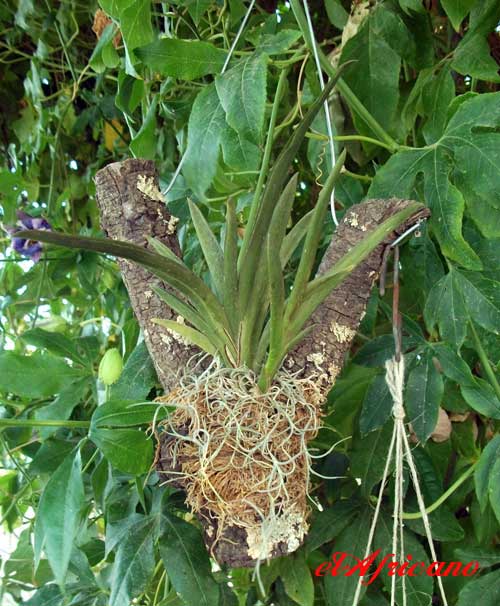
[0,0,499,604]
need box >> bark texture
[288,198,430,400]
[94,160,427,569]
[95,159,199,391]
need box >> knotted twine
[350,354,449,606]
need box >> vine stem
[470,321,500,401]
[0,482,31,526]
[401,462,477,520]
[333,134,395,151]
[289,0,400,153]
[0,419,90,429]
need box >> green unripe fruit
[98,348,123,385]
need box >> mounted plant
[19,68,424,568]
[4,1,500,604]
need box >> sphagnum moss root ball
[155,360,322,564]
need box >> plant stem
[343,169,373,182]
[0,482,31,526]
[333,134,394,151]
[0,418,90,429]
[470,321,500,401]
[402,462,477,520]
[289,0,399,153]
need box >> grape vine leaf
[280,551,314,606]
[441,0,476,31]
[457,568,500,606]
[160,512,219,606]
[339,8,401,138]
[136,39,226,79]
[474,434,500,510]
[405,351,443,443]
[109,516,157,606]
[424,270,468,348]
[359,373,393,434]
[323,510,372,606]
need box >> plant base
[155,362,322,567]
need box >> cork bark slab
[94,160,428,568]
[95,159,199,391]
[288,198,430,402]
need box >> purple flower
[5,211,52,262]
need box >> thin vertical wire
[399,427,407,606]
[162,0,256,196]
[303,0,338,225]
[350,423,397,606]
[162,152,187,196]
[401,428,449,606]
[221,0,256,74]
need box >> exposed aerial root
[155,360,322,563]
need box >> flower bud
[98,348,123,385]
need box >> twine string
[401,425,449,606]
[352,244,449,606]
[350,415,397,606]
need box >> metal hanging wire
[302,0,338,225]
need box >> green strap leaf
[288,202,424,340]
[259,174,298,386]
[152,318,218,357]
[285,149,346,322]
[152,286,217,342]
[188,199,224,299]
[20,229,231,343]
[223,198,240,337]
[238,65,349,313]
[147,236,184,265]
[280,210,313,268]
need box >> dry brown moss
[155,362,322,562]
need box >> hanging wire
[351,243,448,606]
[302,0,338,226]
[221,0,256,74]
[162,0,256,196]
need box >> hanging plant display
[21,76,424,567]
[3,1,500,604]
